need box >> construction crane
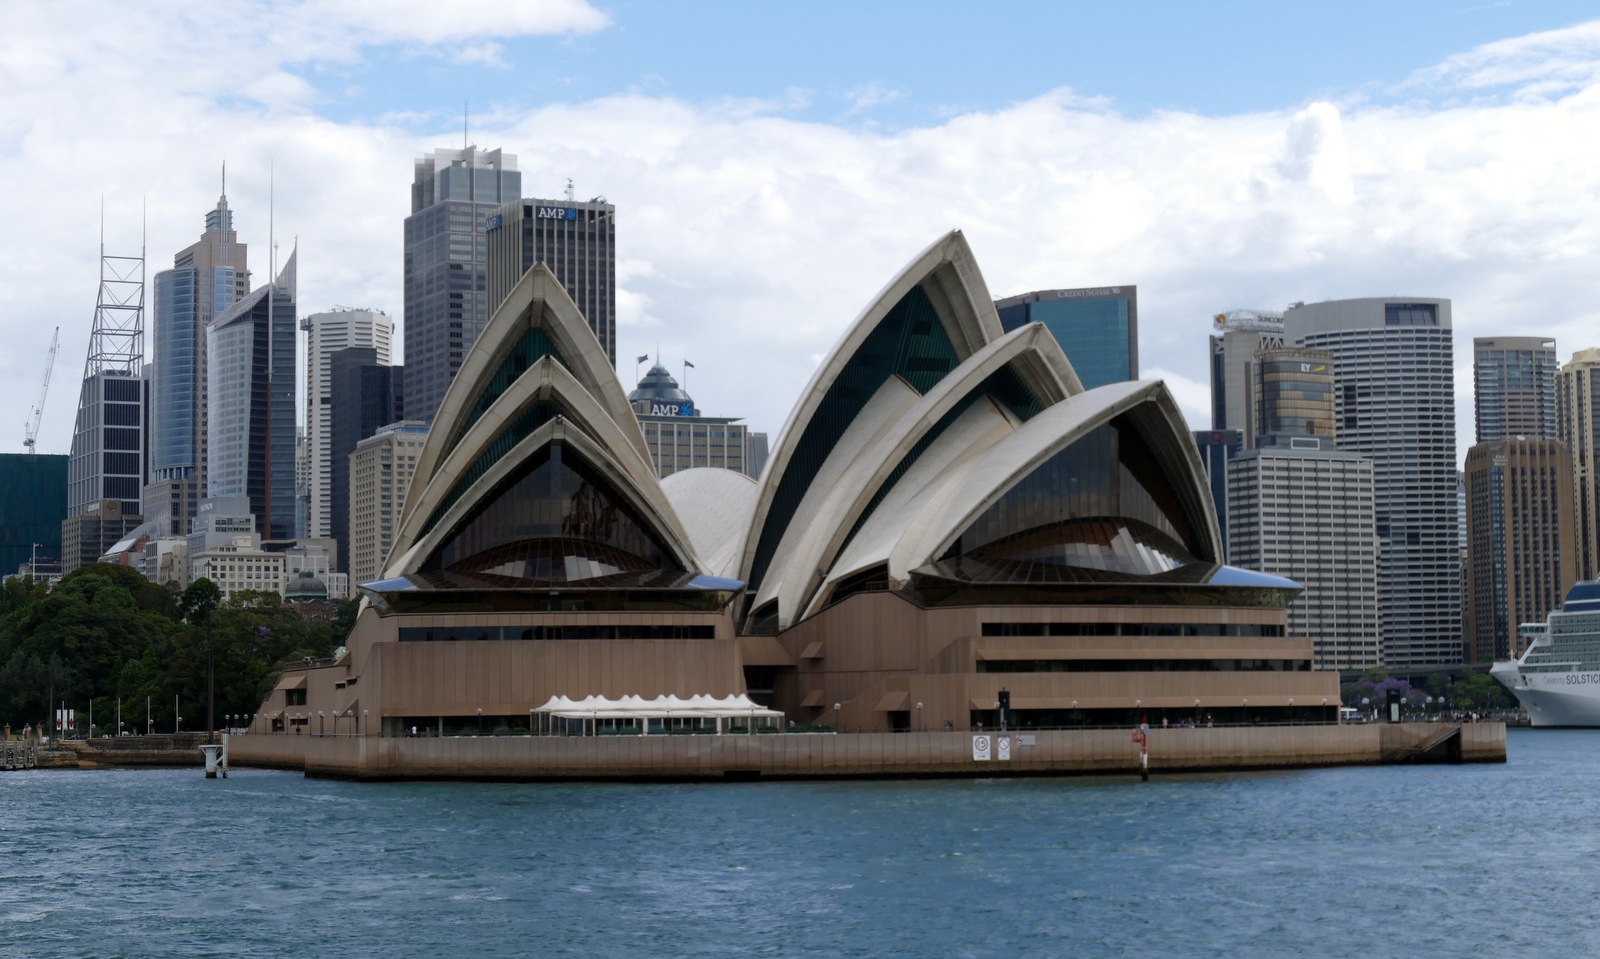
[22,327,60,453]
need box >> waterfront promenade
[228,722,1504,781]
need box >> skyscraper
[302,309,393,541]
[67,237,147,524]
[1474,336,1557,442]
[994,286,1137,390]
[403,146,520,424]
[1464,438,1576,661]
[485,196,617,365]
[208,251,297,541]
[1207,309,1285,445]
[329,348,404,573]
[1285,298,1461,669]
[1252,347,1335,449]
[146,187,250,535]
[1557,347,1600,580]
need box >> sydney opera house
[253,232,1339,739]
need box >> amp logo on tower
[536,207,579,220]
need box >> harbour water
[1,728,1593,958]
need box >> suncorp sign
[536,206,579,221]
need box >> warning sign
[997,736,1011,761]
[972,735,991,761]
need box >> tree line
[0,563,357,736]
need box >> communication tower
[66,211,147,515]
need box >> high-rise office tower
[208,251,297,541]
[347,420,428,586]
[145,186,251,536]
[1285,298,1461,669]
[403,146,520,424]
[1223,344,1378,669]
[1226,448,1379,670]
[1252,347,1335,449]
[1207,309,1285,445]
[329,348,404,573]
[1464,438,1576,661]
[1557,348,1600,580]
[67,237,147,541]
[1474,336,1557,442]
[302,309,393,541]
[994,286,1137,390]
[485,196,616,364]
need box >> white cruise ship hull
[1492,662,1600,727]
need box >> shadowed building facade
[251,234,1336,743]
[1465,438,1577,662]
[1556,348,1600,582]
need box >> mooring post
[199,743,224,778]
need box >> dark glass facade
[945,417,1198,574]
[749,284,959,592]
[423,441,679,580]
[996,287,1138,390]
[404,148,520,424]
[449,327,564,454]
[329,348,404,572]
[0,453,68,575]
[1192,429,1242,560]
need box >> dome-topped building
[629,363,695,417]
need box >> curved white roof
[661,468,759,579]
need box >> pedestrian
[943,719,952,731]
[1162,717,1169,729]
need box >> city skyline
[7,9,1600,460]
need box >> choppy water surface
[1,729,1596,958]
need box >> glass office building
[146,190,250,535]
[0,453,68,576]
[403,147,520,424]
[995,286,1137,390]
[208,253,298,541]
[1474,336,1557,443]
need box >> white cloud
[1405,19,1600,97]
[3,7,1600,469]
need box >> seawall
[228,723,1505,782]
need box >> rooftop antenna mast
[565,178,575,202]
[22,326,60,452]
[83,197,146,379]
[464,99,469,149]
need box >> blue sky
[304,1,1600,130]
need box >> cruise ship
[1492,582,1600,727]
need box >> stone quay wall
[228,722,1505,782]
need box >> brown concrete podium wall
[227,723,1505,782]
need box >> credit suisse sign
[537,206,579,221]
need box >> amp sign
[651,402,695,417]
[536,206,579,221]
